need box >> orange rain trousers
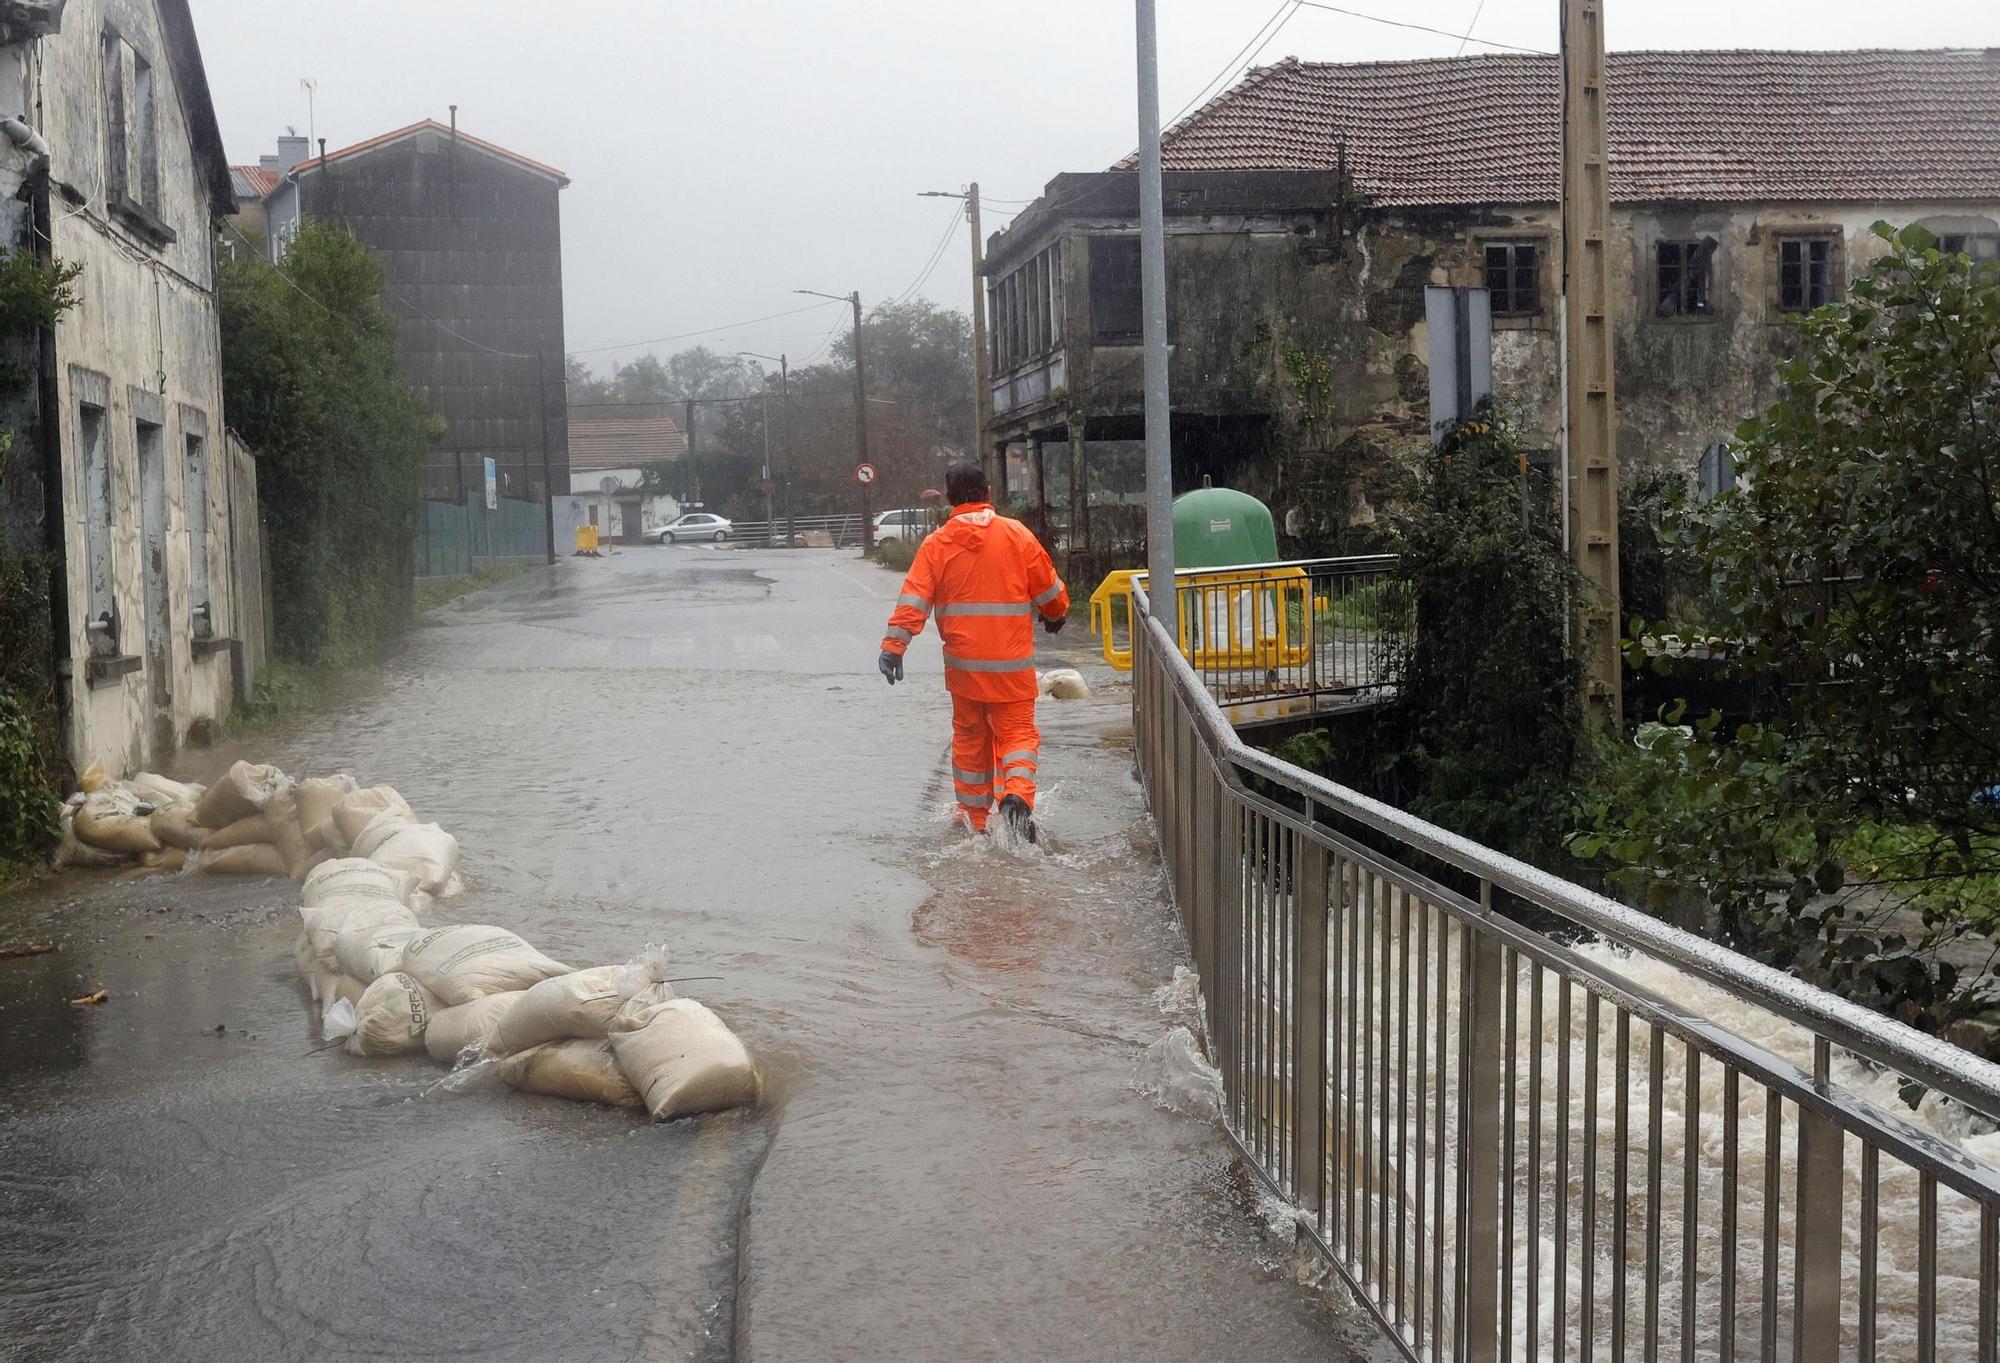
[950,695,1040,831]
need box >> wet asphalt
[0,546,1386,1362]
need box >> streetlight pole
[737,350,794,548]
[795,288,872,552]
[1135,0,1175,623]
[919,185,993,490]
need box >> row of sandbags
[56,761,460,898]
[298,859,759,1121]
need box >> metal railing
[1092,555,1407,725]
[724,514,866,548]
[1130,580,2000,1363]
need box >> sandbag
[150,806,211,851]
[425,992,524,1065]
[400,924,572,1006]
[77,761,109,793]
[608,996,758,1120]
[117,847,187,879]
[334,915,427,984]
[58,817,130,867]
[73,788,162,856]
[1038,667,1090,700]
[192,843,289,876]
[295,775,357,850]
[362,819,460,897]
[297,847,335,880]
[126,771,201,808]
[302,897,418,976]
[204,813,276,850]
[302,858,416,908]
[263,790,314,880]
[497,1040,642,1109]
[493,965,637,1055]
[194,761,288,829]
[344,971,441,1057]
[332,785,415,848]
[307,969,368,1013]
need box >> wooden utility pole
[1561,0,1622,726]
[967,184,996,492]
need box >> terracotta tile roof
[229,164,279,200]
[298,119,570,187]
[568,417,688,472]
[1124,49,2000,205]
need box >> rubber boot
[998,794,1036,844]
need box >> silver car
[651,512,733,544]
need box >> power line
[569,299,844,356]
[890,204,962,306]
[1455,0,1491,55]
[1167,0,1298,131]
[1293,0,1549,54]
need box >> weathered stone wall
[37,0,236,775]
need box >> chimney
[274,134,310,171]
[258,154,278,172]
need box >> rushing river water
[0,549,1386,1362]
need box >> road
[0,546,1385,1361]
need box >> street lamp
[795,288,873,551]
[919,187,993,490]
[736,350,793,547]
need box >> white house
[566,415,685,545]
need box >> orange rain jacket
[881,503,1070,702]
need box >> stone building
[984,49,2000,563]
[0,0,266,777]
[240,118,571,524]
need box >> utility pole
[536,349,556,564]
[1561,0,1622,726]
[795,288,873,551]
[921,185,997,492]
[683,396,699,507]
[1135,0,1175,624]
[779,353,795,548]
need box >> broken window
[1089,236,1143,343]
[1778,237,1836,311]
[99,30,126,202]
[185,432,212,637]
[1483,241,1540,315]
[989,244,1066,371]
[79,400,117,654]
[133,53,158,208]
[1938,233,2000,278]
[1656,240,1714,317]
[100,28,160,214]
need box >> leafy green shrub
[0,691,56,870]
[876,536,917,573]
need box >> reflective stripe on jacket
[880,503,1070,702]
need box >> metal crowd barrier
[1130,579,2000,1363]
[724,514,866,548]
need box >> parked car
[872,508,935,546]
[651,512,733,544]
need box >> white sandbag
[307,969,368,1014]
[334,915,428,984]
[497,1040,642,1109]
[262,790,315,880]
[73,788,163,856]
[332,785,415,848]
[295,774,357,850]
[399,924,572,1006]
[301,857,416,908]
[193,760,289,829]
[352,815,459,894]
[119,847,187,878]
[344,971,442,1056]
[424,992,524,1064]
[126,771,201,809]
[493,965,641,1055]
[203,812,276,849]
[150,806,211,851]
[58,809,133,867]
[302,897,419,976]
[608,996,758,1120]
[190,843,290,877]
[1038,667,1090,700]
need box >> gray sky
[191,1,1996,374]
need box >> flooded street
[0,547,1382,1362]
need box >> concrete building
[238,118,571,528]
[985,49,2000,564]
[566,415,687,545]
[0,0,265,777]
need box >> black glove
[879,650,904,685]
[1041,612,1066,635]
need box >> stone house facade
[0,0,263,778]
[984,49,2000,564]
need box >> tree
[220,224,441,664]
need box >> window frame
[184,430,211,636]
[1087,235,1145,345]
[78,397,117,655]
[1655,239,1716,319]
[1482,240,1542,317]
[1776,235,1839,313]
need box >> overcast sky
[191,1,1996,374]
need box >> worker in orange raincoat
[878,462,1070,840]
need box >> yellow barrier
[575,524,599,553]
[1089,565,1312,673]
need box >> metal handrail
[1129,577,2000,1363]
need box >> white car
[651,513,732,544]
[873,508,935,546]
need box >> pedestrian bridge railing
[1091,555,1406,727]
[1129,580,2000,1363]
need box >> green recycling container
[1171,482,1279,568]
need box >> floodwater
[0,548,1387,1362]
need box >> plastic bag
[126,772,201,808]
[73,788,162,856]
[425,992,524,1065]
[194,761,289,829]
[77,761,109,793]
[301,858,416,908]
[497,1040,642,1109]
[345,971,442,1056]
[1038,667,1091,700]
[607,995,758,1120]
[331,785,415,848]
[150,806,211,851]
[492,964,646,1055]
[295,774,357,850]
[400,924,572,1006]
